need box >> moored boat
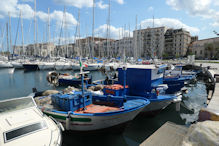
[46,71,92,87]
[0,96,63,146]
[116,64,182,114]
[38,62,55,70]
[23,62,39,71]
[34,92,149,132]
[0,61,13,68]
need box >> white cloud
[140,18,199,34]
[96,1,108,9]
[147,6,154,12]
[53,0,108,9]
[115,0,124,5]
[166,0,219,28]
[37,10,77,28]
[53,0,93,8]
[166,0,211,16]
[95,24,133,39]
[0,0,77,28]
[213,0,219,6]
[21,0,33,2]
[211,22,219,27]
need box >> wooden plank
[140,122,188,146]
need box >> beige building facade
[164,28,191,58]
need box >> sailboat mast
[34,0,36,56]
[106,0,111,58]
[6,23,9,56]
[128,23,130,57]
[151,15,154,59]
[92,0,95,59]
[48,8,51,57]
[134,15,138,59]
[48,8,50,43]
[123,24,126,63]
[21,11,24,57]
[78,9,81,57]
[9,13,12,56]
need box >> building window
[200,50,202,55]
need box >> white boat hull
[11,62,24,69]
[43,106,144,131]
[0,61,13,68]
[142,99,172,113]
[55,64,72,70]
[83,65,99,71]
[38,64,55,70]
[72,64,80,70]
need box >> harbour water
[0,68,207,146]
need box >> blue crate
[51,92,92,112]
[103,88,129,96]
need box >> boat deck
[74,104,120,114]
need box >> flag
[84,64,88,67]
[79,58,82,67]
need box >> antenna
[153,15,154,28]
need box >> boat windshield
[4,122,47,143]
[0,97,35,113]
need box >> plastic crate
[51,92,92,112]
[103,87,129,96]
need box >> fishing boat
[34,91,149,132]
[163,65,197,94]
[116,65,182,114]
[47,71,92,87]
[0,96,63,146]
[35,68,150,132]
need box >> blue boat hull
[23,64,39,71]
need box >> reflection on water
[0,69,207,146]
[180,82,207,124]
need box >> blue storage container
[103,87,129,96]
[51,92,92,112]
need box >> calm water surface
[0,68,207,146]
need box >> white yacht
[0,61,13,68]
[0,96,63,146]
[38,62,55,70]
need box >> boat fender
[47,71,59,85]
[156,89,159,96]
[66,111,71,130]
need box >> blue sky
[0,0,219,48]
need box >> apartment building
[164,28,191,58]
[133,27,167,59]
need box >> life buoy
[47,71,59,85]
